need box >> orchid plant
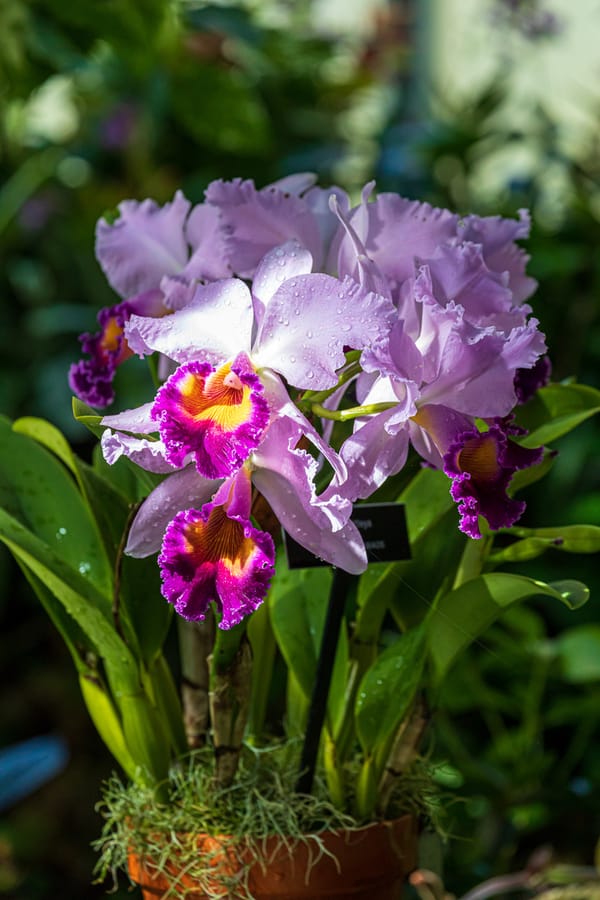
[1,174,599,828]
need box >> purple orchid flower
[102,410,367,627]
[330,183,537,305]
[334,241,546,537]
[69,191,230,408]
[99,240,393,625]
[203,174,349,278]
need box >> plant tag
[284,503,411,569]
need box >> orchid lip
[158,470,275,629]
[151,352,270,479]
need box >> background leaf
[428,573,590,685]
[515,383,600,447]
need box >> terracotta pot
[128,813,418,899]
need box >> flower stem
[177,614,215,749]
[311,400,397,422]
[300,360,362,406]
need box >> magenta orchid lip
[151,354,270,479]
[158,471,275,629]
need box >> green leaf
[354,754,378,820]
[428,573,590,684]
[402,467,455,543]
[269,560,349,737]
[119,553,172,665]
[0,419,112,597]
[79,674,138,780]
[0,508,138,692]
[247,599,277,741]
[72,397,105,438]
[355,626,426,770]
[557,625,600,683]
[269,563,332,700]
[490,525,600,563]
[355,469,455,646]
[515,383,600,448]
[13,416,81,483]
[0,419,169,660]
[144,654,188,758]
[17,561,92,673]
[92,442,164,503]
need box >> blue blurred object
[0,735,69,812]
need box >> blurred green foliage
[1,2,599,898]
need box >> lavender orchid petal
[252,240,313,326]
[268,172,318,195]
[101,401,157,434]
[303,185,350,259]
[338,409,411,501]
[336,193,459,286]
[183,203,231,281]
[125,467,220,557]
[459,208,537,302]
[125,279,254,363]
[260,369,348,482]
[251,420,366,573]
[205,177,323,276]
[328,193,391,298]
[96,191,191,298]
[254,274,394,390]
[101,429,177,474]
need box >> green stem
[452,531,493,589]
[300,361,362,406]
[209,635,253,788]
[311,400,397,422]
[177,614,215,749]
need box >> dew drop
[306,330,313,339]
